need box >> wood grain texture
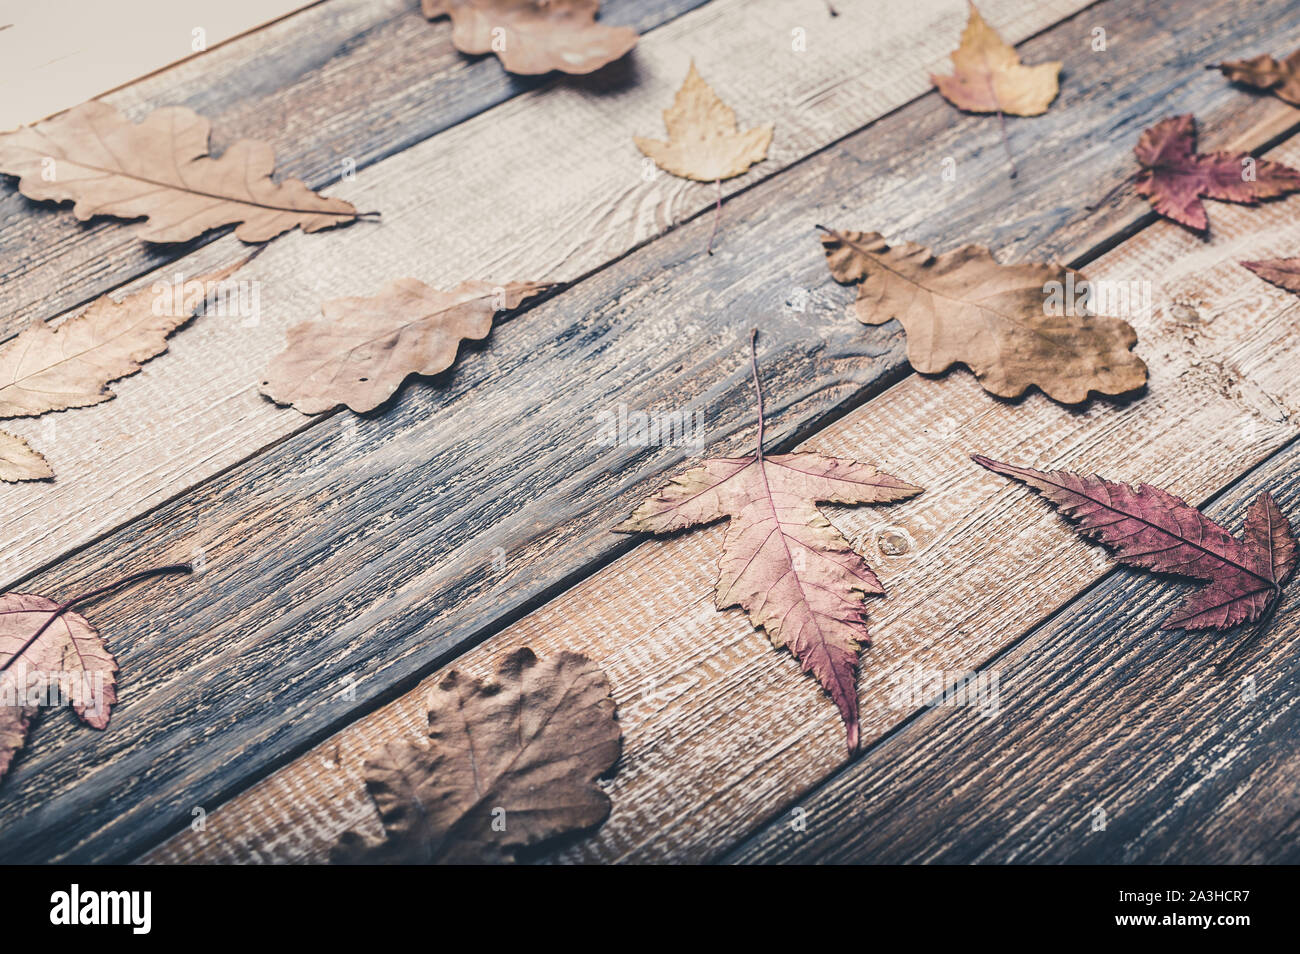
[143,131,1300,865]
[0,0,318,130]
[2,0,1296,864]
[0,0,1102,672]
[0,0,711,334]
[727,439,1300,864]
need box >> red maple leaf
[975,456,1297,630]
[617,334,922,750]
[1133,114,1300,233]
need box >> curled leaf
[0,102,357,243]
[820,228,1147,404]
[332,649,621,864]
[0,260,247,481]
[422,0,637,75]
[1216,49,1300,106]
[259,278,551,414]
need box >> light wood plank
[145,135,1300,863]
[727,439,1300,864]
[2,0,1295,863]
[0,0,711,334]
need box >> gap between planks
[144,135,1300,863]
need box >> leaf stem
[749,328,765,458]
[707,179,722,255]
[0,563,193,675]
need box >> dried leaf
[0,102,357,243]
[616,339,921,750]
[0,598,114,783]
[0,564,190,784]
[1242,257,1300,295]
[930,1,1060,117]
[1216,48,1300,106]
[1134,114,1300,233]
[332,649,620,864]
[820,228,1148,404]
[0,431,52,483]
[0,261,245,481]
[975,456,1297,630]
[260,278,551,414]
[422,0,636,75]
[634,61,773,182]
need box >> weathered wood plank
[726,438,1300,864]
[143,138,1300,864]
[0,0,712,333]
[7,0,1297,863]
[0,0,318,130]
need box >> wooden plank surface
[0,0,712,334]
[726,438,1300,864]
[144,138,1300,864]
[0,0,1098,598]
[1,0,1295,864]
[0,0,319,130]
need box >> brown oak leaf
[0,564,191,784]
[634,61,773,182]
[0,260,246,481]
[331,648,621,864]
[819,228,1148,404]
[259,277,551,414]
[930,1,1060,117]
[975,456,1297,631]
[0,102,357,243]
[1216,48,1300,107]
[615,335,922,750]
[422,0,636,75]
[1242,257,1300,295]
[1134,114,1300,233]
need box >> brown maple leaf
[615,333,922,751]
[931,1,1061,117]
[635,61,773,183]
[0,260,247,482]
[422,0,636,75]
[819,228,1148,404]
[259,277,551,414]
[332,648,621,864]
[0,564,191,784]
[975,456,1297,631]
[930,0,1060,176]
[1215,48,1300,107]
[1134,114,1300,233]
[1242,257,1300,295]
[0,102,358,243]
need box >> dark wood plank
[726,437,1300,864]
[0,0,710,335]
[3,0,1298,863]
